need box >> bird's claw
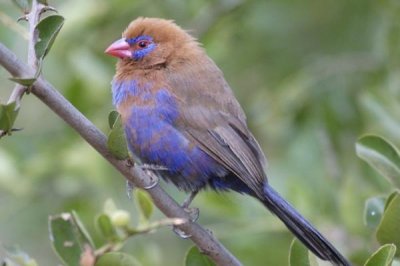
[184,207,199,222]
[171,191,200,239]
[180,191,200,222]
[171,207,199,239]
[142,170,159,189]
[172,226,191,239]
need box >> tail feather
[262,184,351,266]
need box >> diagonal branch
[0,42,242,266]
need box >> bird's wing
[165,57,267,197]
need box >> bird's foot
[172,191,200,239]
[172,226,191,239]
[183,207,199,222]
[172,207,199,238]
[142,170,159,190]
[181,190,200,222]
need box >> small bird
[105,17,351,266]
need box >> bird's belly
[124,107,227,191]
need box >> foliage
[1,0,400,265]
[185,246,215,266]
[47,194,182,265]
[0,102,19,135]
[107,111,129,160]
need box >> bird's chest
[124,95,182,154]
[111,79,227,191]
[112,79,187,162]
[112,78,178,122]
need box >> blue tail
[262,184,351,266]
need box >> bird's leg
[142,170,159,189]
[172,190,200,239]
[182,190,200,222]
[131,162,166,189]
[182,190,198,208]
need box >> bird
[105,17,351,266]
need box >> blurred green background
[1,0,399,265]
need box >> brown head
[105,17,204,79]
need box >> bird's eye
[137,40,149,48]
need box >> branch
[0,42,242,266]
[0,0,45,139]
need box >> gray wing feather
[166,56,268,197]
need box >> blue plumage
[112,79,227,191]
[112,79,139,105]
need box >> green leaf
[356,135,400,188]
[135,189,154,223]
[34,15,64,61]
[376,192,400,257]
[364,244,396,266]
[107,114,129,160]
[185,246,215,266]
[8,77,36,86]
[364,196,386,229]
[108,110,120,129]
[0,102,19,133]
[96,213,119,241]
[49,212,94,266]
[289,239,318,266]
[71,210,95,247]
[95,252,142,266]
[384,191,399,211]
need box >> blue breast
[112,79,227,191]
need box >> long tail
[261,184,351,266]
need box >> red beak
[105,38,131,59]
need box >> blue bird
[105,17,351,266]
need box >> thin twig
[11,0,44,105]
[1,0,46,138]
[95,217,187,257]
[27,1,45,69]
[0,42,242,266]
